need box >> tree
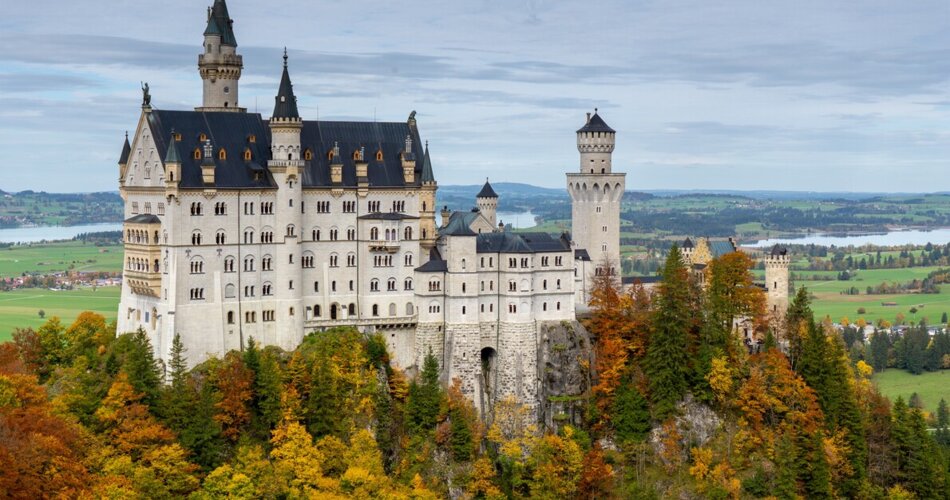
[406,351,444,434]
[120,328,162,407]
[869,330,890,372]
[270,415,332,496]
[213,352,254,442]
[611,372,651,444]
[936,398,949,446]
[645,245,692,420]
[527,427,584,499]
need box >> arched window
[227,311,234,324]
[376,149,383,161]
[370,227,379,240]
[304,149,313,161]
[193,148,201,160]
[404,278,413,290]
[389,303,396,316]
[218,148,227,160]
[244,148,252,161]
[404,227,413,240]
[372,304,379,316]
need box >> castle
[115,0,623,416]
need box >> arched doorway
[330,303,338,320]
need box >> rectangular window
[131,202,139,214]
[157,202,165,215]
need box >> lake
[0,223,124,244]
[747,228,950,248]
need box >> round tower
[566,110,625,301]
[476,178,498,228]
[267,50,304,350]
[765,244,791,327]
[577,108,616,174]
[197,0,244,112]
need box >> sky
[0,0,948,193]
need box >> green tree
[122,327,162,407]
[611,374,651,444]
[936,398,949,446]
[406,351,443,434]
[645,245,692,420]
[869,330,889,372]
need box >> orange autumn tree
[214,351,255,441]
[588,267,648,431]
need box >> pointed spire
[118,131,131,165]
[421,141,435,183]
[272,50,300,119]
[164,130,181,164]
[477,178,498,199]
[204,0,237,46]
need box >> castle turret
[476,178,498,228]
[566,109,626,305]
[765,244,791,331]
[267,50,304,350]
[419,141,438,250]
[118,132,131,187]
[197,0,244,112]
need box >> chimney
[586,112,591,124]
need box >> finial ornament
[283,47,288,67]
[594,107,598,113]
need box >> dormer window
[193,148,202,160]
[304,149,313,161]
[244,148,252,161]
[218,148,227,160]
[173,132,182,141]
[248,134,256,143]
[376,150,384,161]
[327,150,334,161]
[352,149,361,161]
[199,133,207,142]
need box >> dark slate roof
[577,111,615,134]
[476,232,570,254]
[416,248,447,272]
[692,263,707,270]
[444,211,482,231]
[148,109,275,189]
[118,133,131,165]
[358,212,419,220]
[148,109,429,190]
[441,213,477,236]
[682,237,694,249]
[709,240,737,258]
[205,0,237,47]
[298,120,426,188]
[770,244,788,256]
[575,249,591,261]
[476,179,498,198]
[420,143,435,183]
[125,214,161,224]
[272,53,299,119]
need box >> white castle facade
[116,0,623,415]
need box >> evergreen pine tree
[942,311,948,325]
[645,245,692,421]
[611,376,651,444]
[123,327,162,408]
[406,351,443,433]
[254,350,283,435]
[869,330,890,372]
[801,430,832,499]
[306,352,342,438]
[374,367,397,472]
[449,406,473,461]
[773,432,798,500]
[937,398,950,446]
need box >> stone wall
[537,320,594,430]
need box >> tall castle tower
[197,0,244,112]
[566,110,626,290]
[765,244,791,332]
[267,50,305,350]
[476,179,498,228]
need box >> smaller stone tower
[765,244,790,331]
[476,178,498,228]
[268,50,305,350]
[197,0,244,112]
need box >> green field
[0,287,121,342]
[873,369,950,412]
[0,241,123,278]
[797,267,950,325]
